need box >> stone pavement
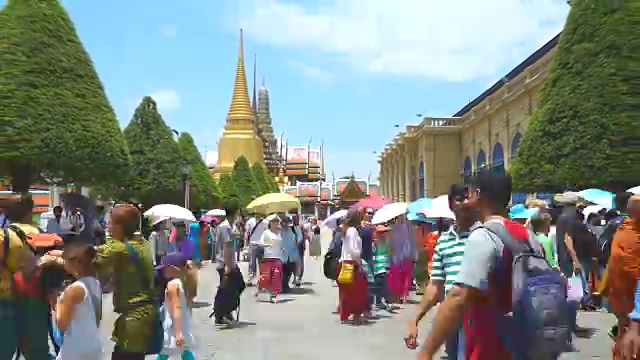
[97,228,616,359]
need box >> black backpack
[598,217,624,264]
[323,235,342,280]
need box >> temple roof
[226,29,255,129]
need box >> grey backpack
[483,221,571,357]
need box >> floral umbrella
[349,195,391,211]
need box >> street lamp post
[181,160,190,209]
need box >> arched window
[475,150,487,174]
[511,132,523,158]
[418,161,425,198]
[491,142,505,175]
[462,157,472,184]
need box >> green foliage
[250,162,270,195]
[232,156,259,206]
[178,132,220,210]
[218,173,239,202]
[0,0,130,192]
[124,97,183,206]
[511,0,640,192]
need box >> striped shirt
[430,224,476,293]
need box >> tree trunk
[10,163,34,194]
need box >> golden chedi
[216,29,265,174]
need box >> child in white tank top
[156,253,195,359]
[55,243,102,360]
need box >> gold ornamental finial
[226,29,254,127]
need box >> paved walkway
[97,228,616,359]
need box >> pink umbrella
[349,195,391,211]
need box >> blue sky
[2,0,570,180]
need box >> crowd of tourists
[0,194,323,359]
[0,170,639,359]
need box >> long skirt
[258,258,283,295]
[309,234,322,257]
[337,261,369,322]
[388,259,413,298]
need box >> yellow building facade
[379,34,559,201]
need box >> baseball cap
[155,253,188,270]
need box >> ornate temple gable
[340,177,366,201]
[286,145,309,176]
[320,186,332,201]
[296,181,320,202]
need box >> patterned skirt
[258,258,283,295]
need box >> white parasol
[206,209,226,217]
[371,202,408,225]
[627,186,640,195]
[420,195,456,220]
[323,209,348,229]
[143,204,196,224]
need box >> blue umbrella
[406,212,436,224]
[407,198,434,223]
[576,188,614,208]
[511,207,540,220]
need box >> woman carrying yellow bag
[337,211,369,325]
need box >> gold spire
[226,29,254,127]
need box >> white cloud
[148,89,182,112]
[289,61,334,81]
[235,0,569,82]
[160,24,178,38]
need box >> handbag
[123,242,164,355]
[337,262,355,285]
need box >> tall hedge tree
[0,0,130,192]
[232,156,259,206]
[511,0,640,192]
[177,132,220,210]
[251,162,270,196]
[124,97,183,206]
[218,174,239,202]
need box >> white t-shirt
[340,227,362,262]
[248,218,267,244]
[57,277,102,360]
[260,229,284,260]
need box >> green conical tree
[177,132,220,210]
[250,162,270,196]
[232,156,259,206]
[511,0,640,192]
[218,173,239,202]
[124,97,183,206]
[0,0,130,192]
